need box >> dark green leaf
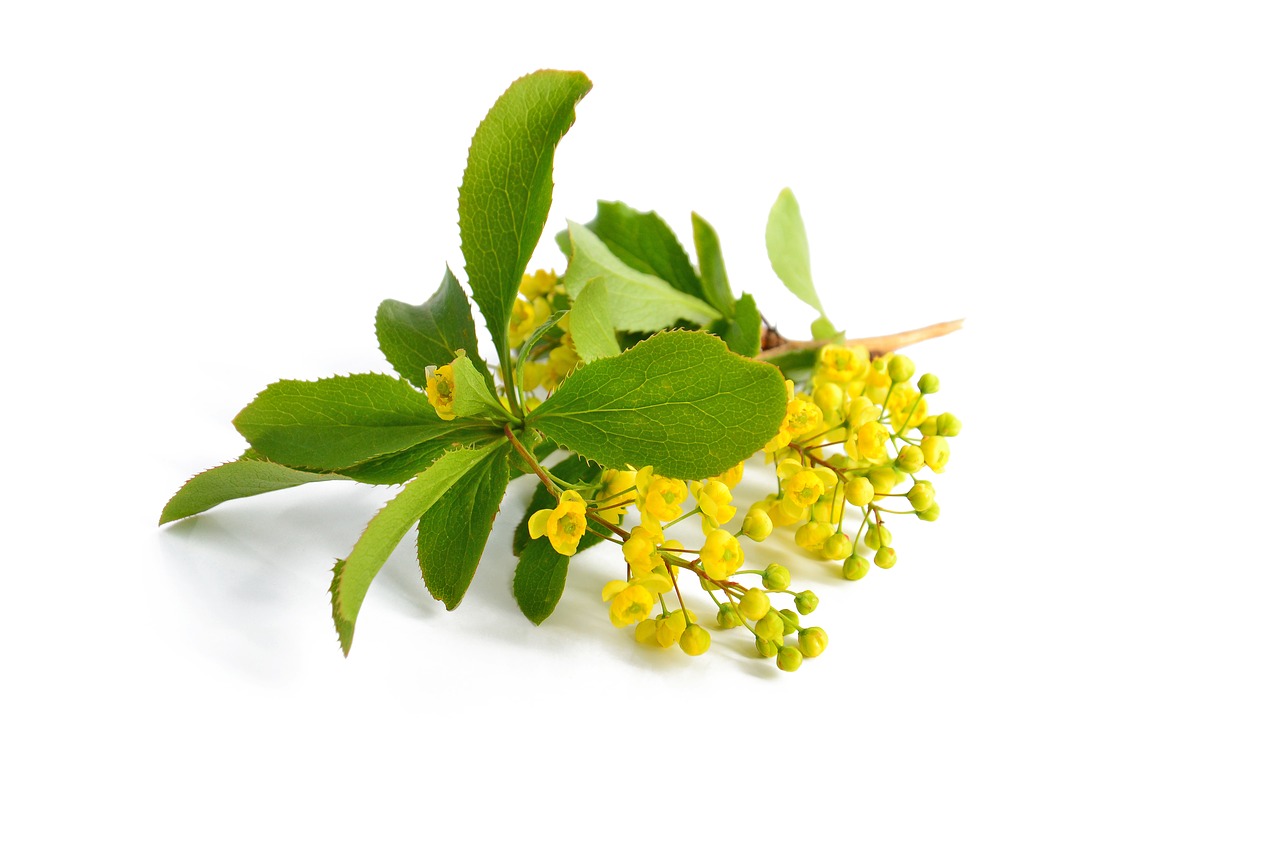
[330,444,499,655]
[512,538,569,625]
[375,267,489,391]
[585,201,704,300]
[459,70,592,365]
[710,292,762,358]
[528,331,787,480]
[334,422,507,485]
[234,373,473,473]
[159,459,348,525]
[691,213,736,317]
[416,443,511,610]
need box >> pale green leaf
[585,201,704,300]
[691,212,735,316]
[710,292,762,358]
[159,459,348,525]
[330,444,500,655]
[528,331,786,480]
[459,70,592,366]
[562,222,719,332]
[447,354,512,423]
[416,443,510,610]
[568,278,620,363]
[766,188,825,315]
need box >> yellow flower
[814,344,868,386]
[886,384,928,433]
[528,490,588,556]
[543,339,580,389]
[854,421,890,463]
[691,479,736,533]
[425,364,457,421]
[594,468,637,526]
[622,524,666,575]
[922,436,950,472]
[782,469,826,509]
[602,573,671,629]
[635,467,688,525]
[519,268,558,299]
[699,529,744,581]
[509,295,551,348]
[709,461,744,490]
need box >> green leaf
[690,212,735,317]
[528,331,787,480]
[159,459,348,525]
[512,538,570,625]
[375,266,488,391]
[766,188,826,316]
[336,422,507,485]
[234,373,471,473]
[584,201,704,300]
[447,354,512,423]
[459,70,592,369]
[416,443,510,610]
[330,444,499,655]
[562,222,719,332]
[710,292,762,358]
[568,278,620,363]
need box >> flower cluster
[515,271,960,673]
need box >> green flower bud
[741,507,773,542]
[716,602,741,629]
[875,546,897,569]
[895,445,924,474]
[868,466,899,497]
[739,587,771,621]
[907,481,935,511]
[679,624,711,656]
[763,562,791,591]
[863,524,892,550]
[842,555,870,581]
[776,645,803,672]
[935,412,962,437]
[917,501,941,522]
[798,627,828,658]
[821,532,854,562]
[755,636,780,658]
[917,373,940,394]
[795,589,820,615]
[888,354,915,383]
[847,476,875,506]
[919,416,939,436]
[779,608,801,635]
[756,610,784,642]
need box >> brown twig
[758,318,965,361]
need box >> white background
[3,2,1278,849]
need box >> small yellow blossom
[854,421,891,463]
[922,436,950,472]
[709,461,744,490]
[814,344,869,386]
[691,479,737,533]
[594,468,637,526]
[528,490,588,556]
[601,573,671,629]
[519,268,558,299]
[509,295,552,348]
[700,529,744,580]
[635,466,688,525]
[425,364,457,421]
[886,384,928,433]
[622,524,666,575]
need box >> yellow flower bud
[755,636,780,658]
[842,555,870,581]
[776,645,803,672]
[778,609,801,635]
[907,481,936,512]
[795,521,834,552]
[922,436,950,472]
[895,446,924,474]
[917,373,940,394]
[888,354,915,383]
[634,618,658,645]
[739,588,771,621]
[762,563,791,591]
[798,627,828,658]
[874,546,897,569]
[846,477,875,507]
[679,624,711,656]
[863,524,892,550]
[868,466,900,497]
[795,590,819,615]
[766,495,807,527]
[716,602,741,629]
[918,502,941,522]
[935,413,963,437]
[821,533,853,562]
[755,611,784,642]
[741,507,773,542]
